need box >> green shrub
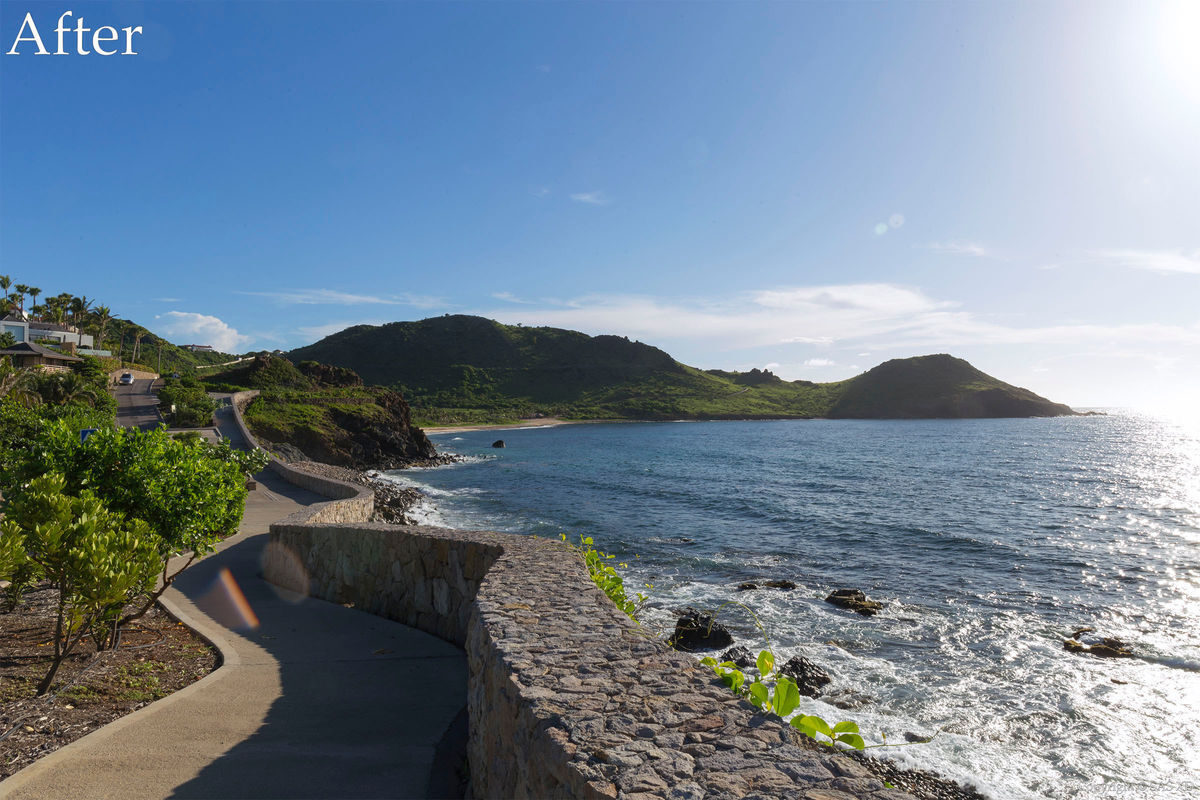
[4,423,249,635]
[157,384,217,427]
[0,473,162,695]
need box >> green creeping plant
[560,533,649,621]
[701,648,866,751]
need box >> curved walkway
[2,468,468,800]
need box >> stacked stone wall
[237,399,915,799]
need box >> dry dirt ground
[0,583,218,780]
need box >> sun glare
[1155,1,1200,101]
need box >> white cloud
[238,289,444,308]
[472,282,1200,354]
[529,186,551,198]
[927,240,991,258]
[1089,248,1200,275]
[154,296,181,303]
[570,191,610,205]
[155,312,251,353]
[804,358,836,367]
[492,291,537,304]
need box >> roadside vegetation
[157,375,218,427]
[1,280,266,771]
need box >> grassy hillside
[828,355,1077,418]
[287,316,1076,425]
[106,319,233,375]
[289,315,683,397]
[201,354,436,468]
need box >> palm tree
[0,275,10,300]
[27,287,41,316]
[35,372,99,407]
[47,302,67,325]
[130,326,147,364]
[12,284,29,317]
[0,358,41,407]
[70,295,92,329]
[91,305,112,349]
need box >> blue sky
[2,0,1197,410]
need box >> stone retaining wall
[238,402,915,799]
[230,390,374,524]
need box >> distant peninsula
[281,315,1077,426]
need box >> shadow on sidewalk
[162,482,469,799]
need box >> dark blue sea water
[384,413,1200,799]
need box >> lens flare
[198,567,259,630]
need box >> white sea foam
[391,414,1200,800]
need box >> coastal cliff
[203,354,437,469]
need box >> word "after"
[6,10,142,56]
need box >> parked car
[119,372,134,385]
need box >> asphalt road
[113,378,163,430]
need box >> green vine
[557,535,934,754]
[700,649,866,749]
[561,534,649,620]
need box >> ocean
[381,413,1200,799]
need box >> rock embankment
[289,461,431,524]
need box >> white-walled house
[1,317,108,355]
[1,315,28,343]
[27,322,94,349]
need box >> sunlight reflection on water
[413,413,1200,799]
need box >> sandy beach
[420,417,585,435]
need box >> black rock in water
[669,608,733,652]
[1064,636,1133,658]
[492,439,505,448]
[737,579,796,591]
[825,588,885,616]
[778,655,832,697]
[719,646,755,668]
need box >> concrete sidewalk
[2,469,468,800]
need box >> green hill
[200,353,436,469]
[106,318,234,375]
[828,354,1077,418]
[286,315,1076,425]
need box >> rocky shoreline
[288,460,446,525]
[286,460,987,799]
[669,606,988,800]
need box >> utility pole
[157,341,163,376]
[119,332,126,368]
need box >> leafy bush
[157,383,217,427]
[0,398,113,481]
[3,423,249,634]
[700,649,866,750]
[0,473,162,695]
